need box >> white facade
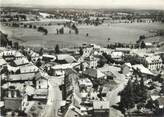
[145,55,163,71]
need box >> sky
[0,0,164,9]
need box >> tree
[140,41,146,49]
[102,53,114,64]
[8,40,12,47]
[138,77,147,102]
[160,81,164,95]
[133,78,140,103]
[44,29,48,35]
[36,58,42,67]
[14,42,19,50]
[39,48,44,56]
[55,44,60,54]
[119,79,135,112]
[75,28,79,34]
[79,47,83,56]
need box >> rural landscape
[0,0,164,117]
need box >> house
[51,62,79,76]
[19,63,39,74]
[12,57,29,67]
[7,73,36,84]
[132,64,156,79]
[82,47,93,57]
[145,42,154,48]
[115,48,131,54]
[111,51,124,61]
[42,54,56,62]
[0,50,24,62]
[93,101,110,117]
[62,69,79,100]
[0,58,7,69]
[32,88,48,100]
[84,55,99,69]
[34,72,48,89]
[56,54,76,64]
[24,72,49,101]
[3,89,22,111]
[78,78,93,91]
[72,90,93,116]
[156,96,164,111]
[121,63,133,76]
[83,68,106,79]
[145,55,163,71]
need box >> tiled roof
[8,73,35,81]
[83,68,105,78]
[93,101,109,110]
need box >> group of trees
[79,47,83,56]
[124,54,144,65]
[83,17,103,26]
[71,24,79,34]
[1,14,27,22]
[0,31,20,50]
[37,27,48,35]
[0,32,8,47]
[55,44,60,54]
[119,77,147,113]
[56,27,64,34]
[102,52,125,65]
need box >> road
[107,76,128,117]
[41,76,63,117]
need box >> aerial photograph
[0,0,164,117]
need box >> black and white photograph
[0,0,164,117]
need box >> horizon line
[1,3,164,11]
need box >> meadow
[0,22,164,49]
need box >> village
[0,28,164,117]
[0,6,164,117]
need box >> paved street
[41,76,63,117]
[107,77,128,117]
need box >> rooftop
[83,68,106,78]
[93,101,109,110]
[8,73,35,81]
[14,57,29,66]
[0,58,7,66]
[132,64,154,75]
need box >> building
[12,57,29,67]
[3,89,22,111]
[83,68,106,79]
[93,101,110,117]
[0,58,7,69]
[0,50,24,62]
[19,63,39,74]
[145,55,163,71]
[115,48,131,54]
[132,64,155,79]
[42,54,56,62]
[34,72,48,89]
[78,78,93,92]
[51,62,79,76]
[7,73,36,83]
[121,63,133,76]
[62,69,78,100]
[56,54,76,64]
[156,96,164,112]
[111,51,124,61]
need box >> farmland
[0,22,164,48]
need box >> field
[0,22,164,49]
